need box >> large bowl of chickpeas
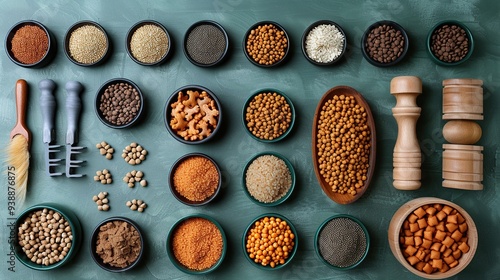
[14,203,82,270]
[388,197,478,279]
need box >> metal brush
[65,81,86,177]
[39,79,64,176]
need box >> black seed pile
[318,217,367,267]
[99,82,141,126]
[185,24,226,65]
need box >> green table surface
[1,0,499,279]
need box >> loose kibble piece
[96,141,114,159]
[94,169,112,184]
[245,92,292,140]
[122,143,147,165]
[245,216,295,268]
[93,192,110,211]
[126,199,147,212]
[246,24,288,65]
[123,170,147,188]
[316,94,371,196]
[365,24,405,64]
[17,208,73,266]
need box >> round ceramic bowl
[126,20,172,66]
[168,153,222,206]
[426,20,474,66]
[90,217,144,272]
[301,20,347,66]
[183,20,229,67]
[14,203,82,270]
[314,214,370,270]
[242,89,295,143]
[361,20,409,67]
[95,78,144,129]
[164,85,222,144]
[243,21,290,68]
[5,20,56,68]
[242,213,298,270]
[242,152,296,206]
[64,20,110,66]
[166,214,227,274]
[388,197,478,279]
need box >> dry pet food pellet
[100,83,141,127]
[123,170,147,188]
[430,24,469,63]
[95,220,141,268]
[126,199,147,212]
[246,24,288,65]
[365,24,405,64]
[68,24,107,65]
[94,169,112,184]
[172,217,223,270]
[96,141,114,160]
[130,24,169,64]
[245,92,292,140]
[121,142,147,165]
[93,192,110,211]
[245,155,292,203]
[173,156,219,202]
[18,208,73,266]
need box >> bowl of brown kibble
[126,20,172,66]
[64,20,110,66]
[168,153,222,206]
[243,21,290,67]
[167,214,227,274]
[242,213,298,270]
[14,203,82,270]
[90,217,144,272]
[427,20,474,66]
[95,78,144,129]
[361,20,409,67]
[164,85,222,144]
[388,197,478,279]
[242,89,295,143]
[5,20,56,68]
[243,152,295,206]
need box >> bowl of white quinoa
[243,152,295,206]
[301,20,347,66]
[64,20,110,66]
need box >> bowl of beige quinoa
[243,152,295,206]
[126,20,172,66]
[64,20,110,66]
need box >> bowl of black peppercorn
[427,20,474,66]
[361,20,409,67]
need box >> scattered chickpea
[123,170,147,188]
[126,199,147,212]
[246,24,288,65]
[94,169,112,184]
[96,141,114,160]
[93,192,110,211]
[245,92,292,140]
[122,142,147,165]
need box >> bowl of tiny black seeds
[301,20,347,66]
[243,21,290,68]
[5,20,56,68]
[314,214,370,270]
[361,20,409,67]
[64,20,110,66]
[95,78,144,129]
[427,20,474,66]
[183,20,229,67]
[126,20,172,66]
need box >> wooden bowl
[388,197,478,279]
[312,86,376,204]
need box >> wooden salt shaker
[391,76,422,190]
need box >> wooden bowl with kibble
[312,86,376,204]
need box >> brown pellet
[365,24,405,64]
[430,24,469,63]
[99,82,141,126]
[246,24,288,65]
[245,92,292,140]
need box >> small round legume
[246,24,288,66]
[245,92,292,140]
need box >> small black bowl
[168,153,222,206]
[5,20,55,68]
[95,78,144,129]
[243,21,290,68]
[90,217,144,272]
[126,20,172,66]
[361,20,409,67]
[164,85,222,144]
[426,20,474,66]
[64,20,110,66]
[301,20,347,66]
[183,20,229,67]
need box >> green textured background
[1,0,499,279]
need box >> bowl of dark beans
[427,20,474,66]
[95,78,144,129]
[361,20,409,67]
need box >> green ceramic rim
[426,20,474,66]
[242,151,296,207]
[242,213,298,270]
[14,203,82,270]
[166,214,227,274]
[242,89,296,143]
[314,214,370,270]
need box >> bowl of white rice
[301,20,347,66]
[243,152,295,206]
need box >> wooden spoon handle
[10,79,31,143]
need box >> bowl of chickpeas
[242,89,295,143]
[243,21,290,67]
[14,203,82,270]
[242,213,298,270]
[388,197,478,279]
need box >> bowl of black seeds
[427,20,474,66]
[64,20,110,67]
[361,20,409,67]
[314,214,370,270]
[95,78,144,129]
[183,20,229,67]
[126,20,172,66]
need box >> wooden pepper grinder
[391,76,422,190]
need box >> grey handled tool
[39,79,63,177]
[65,81,86,177]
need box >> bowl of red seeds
[427,20,474,66]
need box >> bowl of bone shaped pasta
[164,85,222,144]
